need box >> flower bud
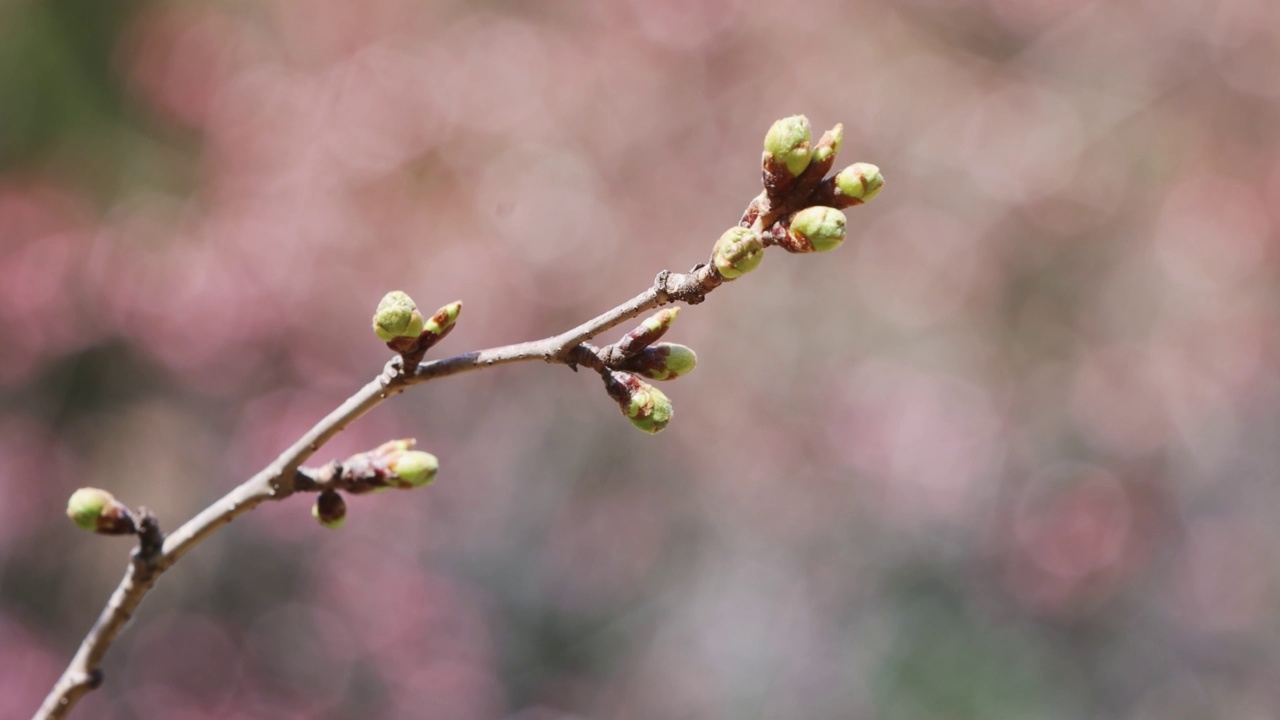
[66,488,136,535]
[373,291,426,342]
[712,227,765,280]
[622,343,698,381]
[616,308,680,357]
[312,490,347,529]
[782,206,847,253]
[604,371,673,434]
[834,163,884,204]
[764,115,813,178]
[386,450,439,489]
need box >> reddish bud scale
[616,308,680,357]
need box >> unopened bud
[781,206,847,253]
[66,488,136,535]
[622,343,698,381]
[617,308,680,357]
[421,301,462,346]
[387,450,439,489]
[712,227,765,280]
[604,371,673,434]
[834,163,884,204]
[312,490,347,529]
[373,291,426,343]
[811,124,844,165]
[764,115,813,178]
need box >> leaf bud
[616,308,680,357]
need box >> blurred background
[3,0,1279,717]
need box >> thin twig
[34,267,719,720]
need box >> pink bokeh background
[4,0,1280,717]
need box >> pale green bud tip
[764,115,813,177]
[67,488,114,532]
[812,124,844,164]
[312,490,347,529]
[389,450,439,488]
[627,382,673,434]
[712,227,765,280]
[835,163,884,202]
[424,301,462,335]
[644,307,680,333]
[373,291,426,342]
[790,206,847,253]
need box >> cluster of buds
[310,438,439,529]
[712,115,884,279]
[596,308,697,434]
[372,291,462,364]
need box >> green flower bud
[617,308,680,357]
[811,124,844,165]
[373,291,426,342]
[66,488,136,535]
[312,490,347,529]
[622,343,698,381]
[712,227,765,280]
[387,450,439,489]
[764,115,813,178]
[784,206,847,253]
[604,371,673,434]
[834,163,884,203]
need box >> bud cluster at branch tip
[312,490,347,529]
[712,227,765,280]
[603,371,673,434]
[66,488,137,535]
[372,291,463,360]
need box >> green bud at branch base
[312,490,347,529]
[783,206,847,253]
[604,371,674,434]
[712,227,765,280]
[622,343,698,381]
[66,488,137,535]
[373,291,426,342]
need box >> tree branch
[37,115,882,719]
